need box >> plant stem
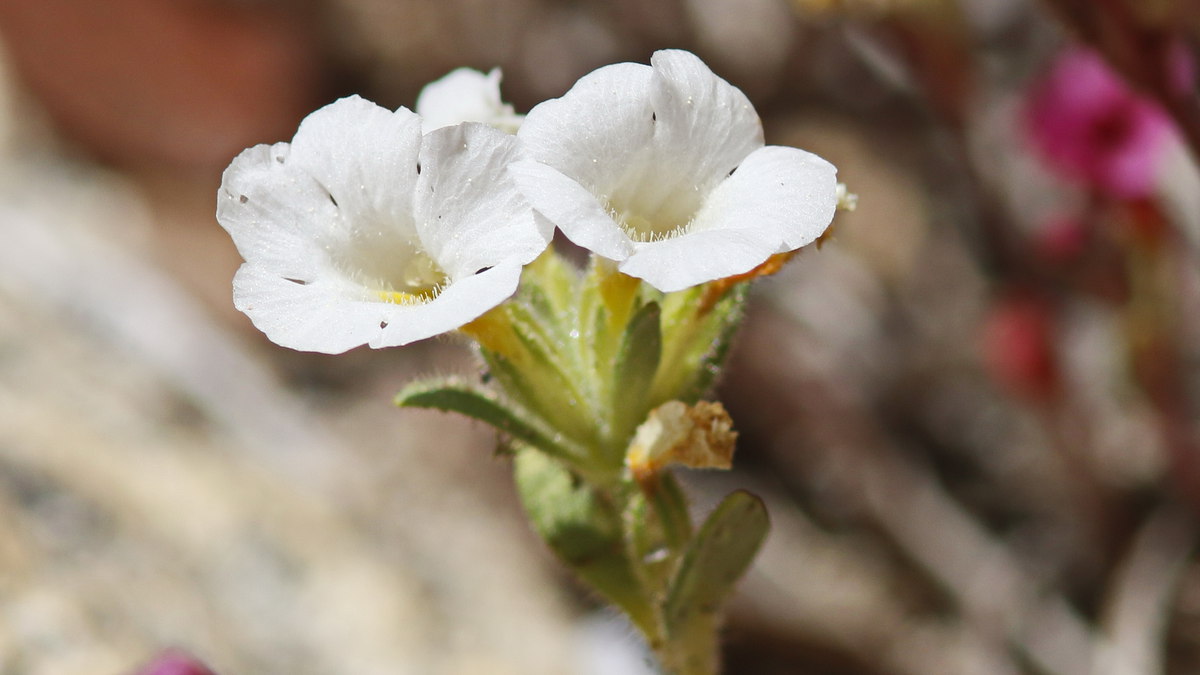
[654,614,720,675]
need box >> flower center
[1090,104,1136,153]
[329,225,448,304]
[608,187,702,243]
[377,250,448,304]
[618,212,685,242]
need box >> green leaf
[651,471,693,552]
[610,300,662,447]
[513,447,657,635]
[663,490,768,640]
[623,472,692,599]
[395,379,583,462]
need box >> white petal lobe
[417,68,523,133]
[617,228,778,293]
[690,145,838,248]
[509,159,635,261]
[415,124,546,277]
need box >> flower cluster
[217,50,839,353]
[216,49,842,674]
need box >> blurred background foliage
[1,0,1200,673]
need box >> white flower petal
[617,228,778,293]
[645,49,763,193]
[416,67,523,133]
[415,123,548,278]
[217,142,337,280]
[619,147,837,291]
[691,145,838,250]
[509,159,635,261]
[517,62,655,192]
[233,264,390,354]
[287,96,422,226]
[233,263,523,352]
[373,264,524,347]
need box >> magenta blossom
[1026,47,1175,199]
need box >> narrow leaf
[396,379,583,462]
[663,490,768,637]
[623,471,692,598]
[652,471,693,552]
[501,301,598,438]
[479,348,595,447]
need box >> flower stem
[655,616,720,675]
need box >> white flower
[417,67,524,134]
[216,96,550,353]
[511,49,838,292]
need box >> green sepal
[504,298,570,373]
[579,258,641,388]
[395,379,584,463]
[513,447,657,635]
[675,288,745,405]
[610,300,662,449]
[522,247,579,319]
[653,284,747,407]
[663,490,768,641]
[479,345,595,449]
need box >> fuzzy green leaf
[396,379,582,462]
[652,471,693,552]
[479,348,596,448]
[624,472,692,598]
[513,447,656,634]
[663,490,768,639]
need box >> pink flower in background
[134,649,216,675]
[1026,47,1175,199]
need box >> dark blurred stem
[1125,209,1200,514]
